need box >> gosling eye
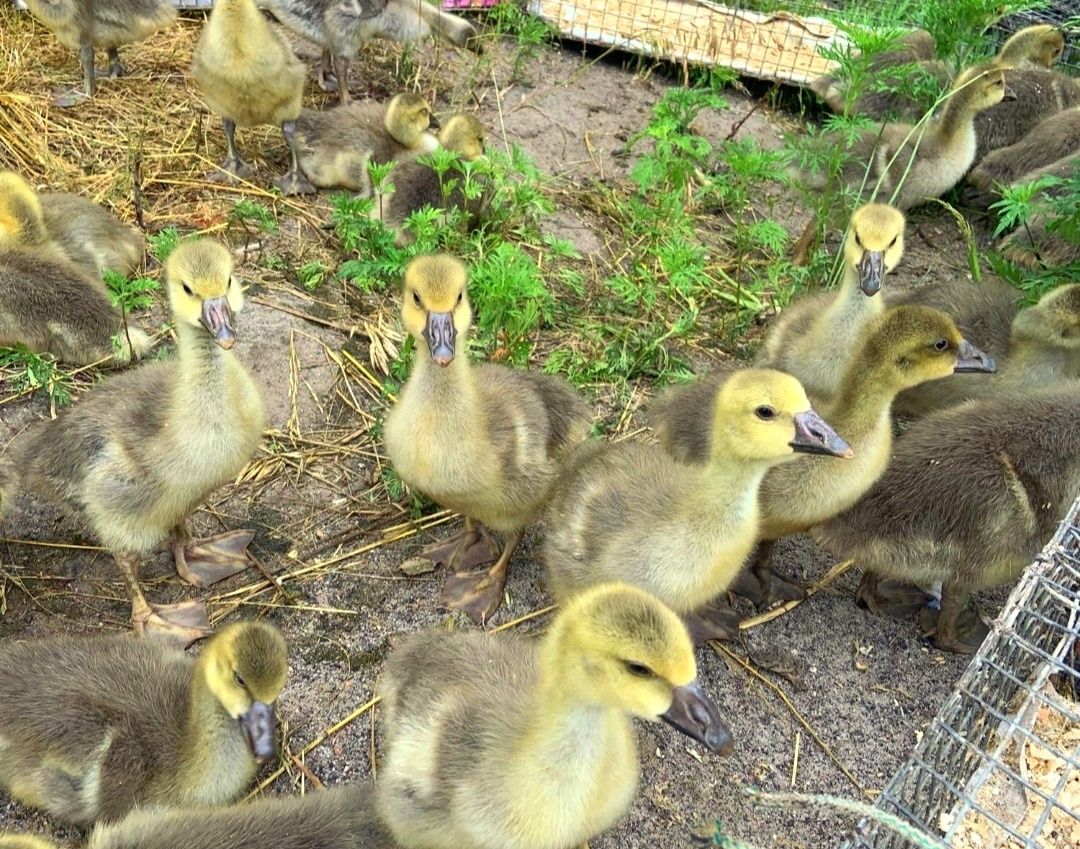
[412,290,421,307]
[624,661,654,679]
[227,277,233,290]
[456,292,463,304]
[888,236,898,249]
[755,405,777,421]
[182,283,193,297]
[934,339,949,352]
[854,232,864,249]
[234,672,246,688]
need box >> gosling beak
[239,700,277,762]
[661,680,733,755]
[200,296,236,350]
[429,112,441,131]
[791,410,854,458]
[422,310,456,366]
[1002,84,1017,101]
[857,250,885,296]
[954,338,997,373]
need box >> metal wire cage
[525,1,1080,85]
[840,495,1080,849]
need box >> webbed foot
[173,530,254,587]
[277,169,316,196]
[420,523,499,570]
[440,560,510,625]
[439,527,522,625]
[856,571,931,618]
[206,157,255,183]
[52,88,90,108]
[134,600,211,649]
[919,602,989,654]
[684,602,743,645]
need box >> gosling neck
[175,319,231,385]
[529,633,631,758]
[828,259,883,328]
[178,656,249,783]
[699,434,776,505]
[934,89,981,144]
[829,357,900,435]
[410,334,476,398]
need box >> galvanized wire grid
[840,495,1080,849]
[993,4,1080,73]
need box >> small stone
[399,557,436,577]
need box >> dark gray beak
[661,680,733,755]
[954,338,997,373]
[428,112,441,131]
[857,250,885,296]
[422,310,456,366]
[1002,84,1017,101]
[201,296,236,350]
[239,700,276,762]
[791,410,854,458]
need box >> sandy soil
[0,9,1018,849]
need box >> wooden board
[527,0,848,86]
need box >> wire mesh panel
[992,3,1080,74]
[526,1,1080,85]
[526,0,852,85]
[840,495,1080,849]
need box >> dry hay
[943,683,1080,849]
[0,6,463,232]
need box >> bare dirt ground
[0,7,1013,849]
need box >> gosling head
[1012,284,1080,350]
[199,621,288,762]
[844,203,905,296]
[401,254,471,367]
[438,113,486,160]
[0,171,48,249]
[997,25,1065,69]
[164,240,243,350]
[950,62,1010,113]
[712,369,853,462]
[546,583,733,754]
[858,305,997,390]
[385,93,437,150]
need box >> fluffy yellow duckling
[375,113,488,245]
[191,0,313,195]
[0,175,151,365]
[544,370,851,643]
[0,240,265,645]
[760,203,905,402]
[974,25,1079,161]
[295,93,439,193]
[0,621,287,825]
[795,63,1008,210]
[384,254,593,623]
[23,0,176,101]
[0,171,143,280]
[377,583,732,849]
[892,282,1080,416]
[817,384,1080,652]
[652,307,994,608]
